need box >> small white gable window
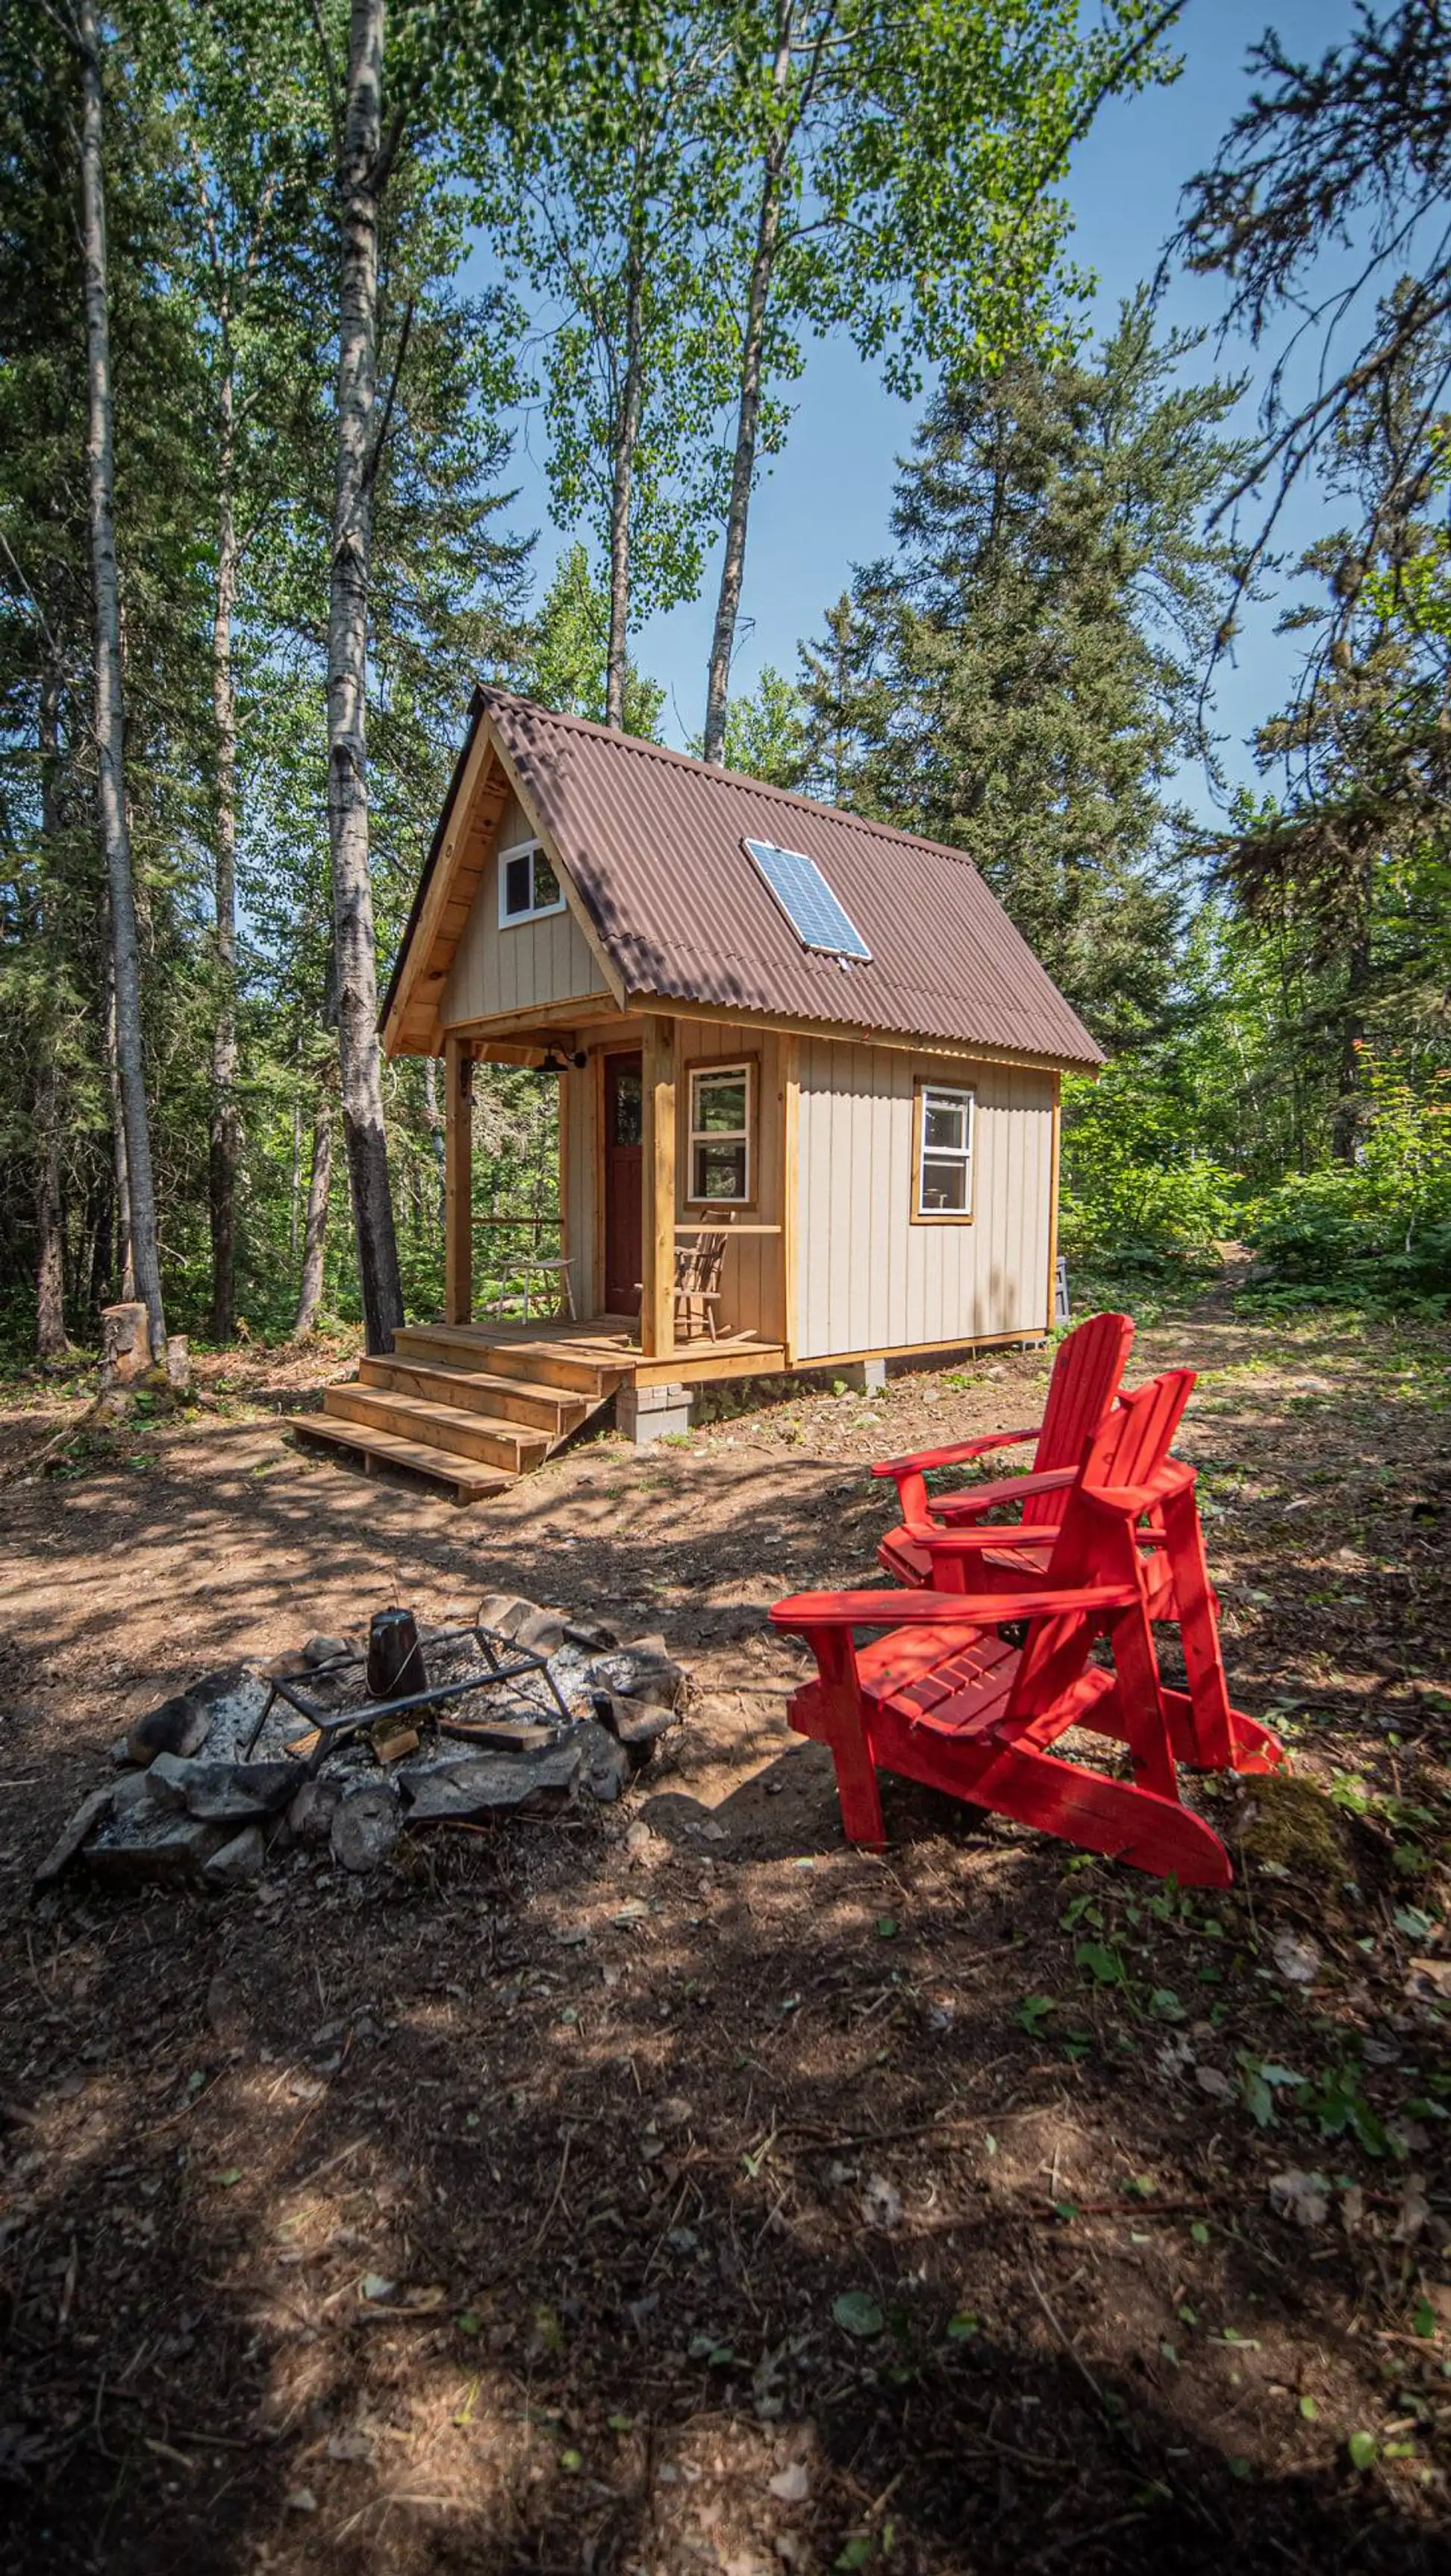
[687,1062,753,1203]
[914,1082,974,1219]
[498,837,566,927]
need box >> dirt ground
[1,1289,1448,2575]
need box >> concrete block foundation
[837,1359,888,1393]
[617,1382,695,1447]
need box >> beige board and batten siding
[440,789,610,1026]
[793,1041,1055,1361]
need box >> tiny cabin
[301,689,1102,1501]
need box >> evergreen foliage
[799,299,1246,1047]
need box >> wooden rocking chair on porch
[637,1221,730,1341]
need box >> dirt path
[0,1297,1447,2572]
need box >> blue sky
[470,1,1362,813]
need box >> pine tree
[802,298,1244,1046]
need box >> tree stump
[100,1301,151,1388]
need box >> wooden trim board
[640,1015,675,1360]
[444,1035,473,1326]
[781,1034,799,1367]
[1046,1068,1062,1335]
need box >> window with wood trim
[687,1062,752,1203]
[498,837,565,927]
[914,1082,974,1218]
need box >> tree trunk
[702,107,790,764]
[1332,870,1373,1164]
[34,670,70,1359]
[209,350,242,1342]
[99,887,134,1298]
[293,1079,334,1340]
[606,246,645,729]
[422,1050,446,1228]
[77,0,166,1358]
[325,0,405,1356]
[34,1059,69,1359]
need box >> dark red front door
[604,1052,643,1316]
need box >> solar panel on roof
[743,837,873,961]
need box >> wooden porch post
[444,1035,472,1326]
[640,1014,675,1359]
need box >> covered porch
[440,1009,792,1385]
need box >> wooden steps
[392,1323,628,1396]
[291,1412,517,1506]
[358,1355,592,1437]
[325,1384,554,1473]
[296,1320,633,1504]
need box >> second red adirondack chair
[873,1310,1135,1585]
[773,1370,1284,1885]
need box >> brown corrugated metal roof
[388,687,1103,1068]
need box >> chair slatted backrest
[675,1231,728,1296]
[1019,1309,1135,1526]
[1007,1368,1197,1723]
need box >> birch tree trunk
[209,347,242,1342]
[605,244,645,729]
[422,1050,446,1227]
[100,896,134,1300]
[703,18,792,771]
[34,670,70,1358]
[326,0,405,1354]
[77,0,166,1357]
[293,1079,335,1341]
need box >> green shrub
[1244,1049,1451,1300]
[1059,1066,1241,1270]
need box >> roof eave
[622,985,1103,1073]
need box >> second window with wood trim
[687,1062,752,1203]
[914,1081,975,1217]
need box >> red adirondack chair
[873,1310,1135,1585]
[772,1370,1284,1885]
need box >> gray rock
[330,1781,402,1874]
[126,1693,210,1767]
[592,1691,675,1770]
[287,1776,344,1847]
[575,1721,631,1805]
[510,1606,568,1655]
[143,1753,304,1823]
[302,1633,351,1668]
[111,1769,155,1815]
[474,1593,540,1641]
[31,1786,116,1892]
[203,1824,266,1889]
[154,1757,305,1824]
[564,1618,620,1653]
[188,1664,251,1701]
[108,1733,136,1768]
[85,1811,228,1890]
[402,1738,584,1823]
[140,1750,194,1810]
[588,1643,686,1712]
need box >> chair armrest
[772,1582,1138,1634]
[871,1425,1041,1481]
[919,1524,1063,1553]
[928,1465,1076,1525]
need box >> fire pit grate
[246,1623,575,1772]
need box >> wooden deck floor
[434,1314,786,1389]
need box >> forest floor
[0,1282,1448,2575]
